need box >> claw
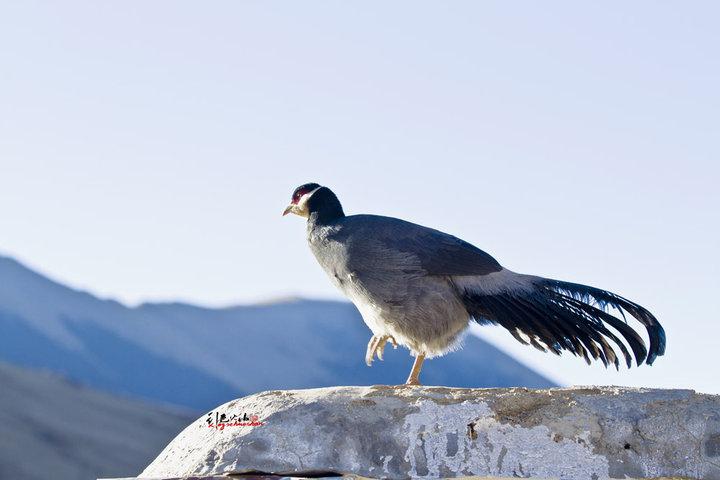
[376,335,399,361]
[366,335,399,366]
[376,337,387,361]
[365,335,380,366]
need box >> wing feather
[333,215,502,277]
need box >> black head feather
[307,186,344,224]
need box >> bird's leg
[365,334,399,366]
[405,353,426,386]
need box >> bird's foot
[365,334,398,366]
[375,335,398,361]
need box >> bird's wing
[388,228,503,276]
[335,215,503,277]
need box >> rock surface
[140,386,720,479]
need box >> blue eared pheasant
[283,183,666,385]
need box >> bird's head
[282,183,344,222]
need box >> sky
[1,1,718,393]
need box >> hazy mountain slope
[0,362,193,480]
[0,254,554,410]
[0,309,239,409]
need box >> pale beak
[282,205,294,216]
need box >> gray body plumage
[308,214,504,357]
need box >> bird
[283,183,666,385]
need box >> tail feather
[550,290,643,367]
[483,295,562,355]
[526,291,615,367]
[542,292,619,368]
[459,274,665,368]
[541,279,666,365]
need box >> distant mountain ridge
[0,254,554,410]
[0,361,192,480]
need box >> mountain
[0,361,192,480]
[0,254,554,410]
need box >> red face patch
[290,183,320,204]
[291,189,307,205]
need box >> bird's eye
[292,189,305,204]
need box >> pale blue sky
[1,2,718,392]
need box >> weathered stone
[139,386,720,479]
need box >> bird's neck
[307,188,345,225]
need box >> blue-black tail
[461,276,666,369]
